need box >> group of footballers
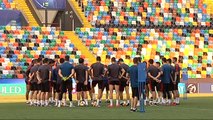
[25,55,181,112]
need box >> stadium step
[69,0,91,28]
[14,0,39,26]
[64,31,96,64]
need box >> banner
[33,0,66,10]
[0,79,26,96]
[199,83,213,93]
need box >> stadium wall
[0,79,212,96]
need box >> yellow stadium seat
[184,17,189,22]
[38,35,43,39]
[70,55,75,59]
[94,11,98,16]
[129,12,134,17]
[37,47,42,51]
[117,36,121,40]
[6,26,11,31]
[178,29,182,34]
[141,21,145,25]
[3,42,8,47]
[203,48,208,52]
[56,39,61,44]
[56,51,61,55]
[104,6,108,11]
[80,28,85,32]
[55,31,59,36]
[127,2,131,7]
[131,32,136,37]
[10,38,15,43]
[114,28,118,32]
[18,54,23,59]
[181,8,186,13]
[186,3,190,8]
[29,43,34,47]
[10,3,16,9]
[41,27,46,31]
[100,20,105,24]
[19,30,24,35]
[91,39,96,44]
[209,29,213,34]
[200,37,204,41]
[30,51,36,56]
[192,22,197,26]
[124,40,129,44]
[124,59,130,65]
[201,71,207,75]
[126,51,132,56]
[142,12,147,18]
[119,16,124,21]
[8,62,13,66]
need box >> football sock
[85,99,88,105]
[77,100,80,106]
[110,99,113,106]
[97,99,100,105]
[70,101,73,107]
[116,100,119,106]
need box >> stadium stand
[73,0,213,79]
[75,27,213,78]
[0,26,84,79]
[82,0,213,27]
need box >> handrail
[68,0,83,25]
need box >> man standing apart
[128,58,139,112]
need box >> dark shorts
[92,80,103,89]
[53,82,61,93]
[37,83,42,91]
[30,82,38,91]
[102,81,109,91]
[61,80,72,93]
[163,83,172,92]
[41,81,50,92]
[49,81,53,92]
[87,81,91,91]
[119,79,129,92]
[150,80,163,91]
[109,81,120,85]
[132,87,139,99]
[170,82,178,91]
[76,83,88,92]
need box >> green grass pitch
[0,97,213,119]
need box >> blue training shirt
[59,61,74,78]
[128,65,138,88]
[161,64,172,84]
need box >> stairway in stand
[14,0,38,26]
[69,0,91,28]
[64,31,96,64]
